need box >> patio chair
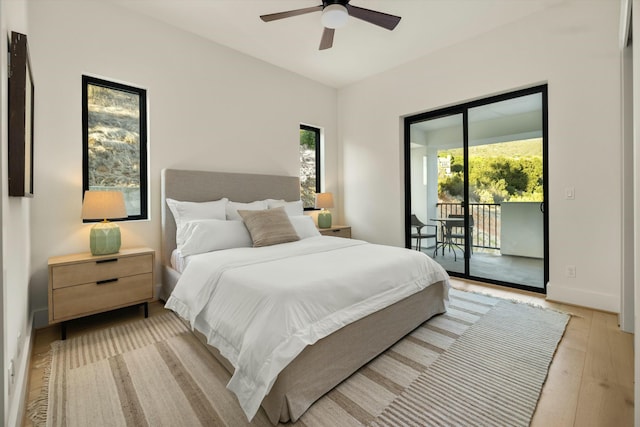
[445,214,474,256]
[411,214,437,251]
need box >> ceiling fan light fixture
[321,4,348,29]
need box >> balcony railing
[436,203,501,250]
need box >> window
[300,124,321,209]
[82,76,148,221]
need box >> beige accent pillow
[238,207,300,247]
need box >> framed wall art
[8,31,34,197]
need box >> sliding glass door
[408,113,466,275]
[405,86,548,293]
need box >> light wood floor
[22,279,634,426]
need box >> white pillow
[267,199,304,217]
[179,219,252,256]
[171,249,188,273]
[290,215,321,239]
[166,198,228,245]
[226,200,268,221]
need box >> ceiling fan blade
[346,5,401,30]
[319,27,335,50]
[260,5,323,22]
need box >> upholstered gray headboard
[160,168,300,267]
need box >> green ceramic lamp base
[318,211,332,228]
[90,221,122,255]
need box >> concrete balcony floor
[419,245,544,290]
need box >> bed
[160,168,450,425]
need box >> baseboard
[7,310,36,427]
[33,307,48,330]
[546,281,619,313]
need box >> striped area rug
[29,289,569,426]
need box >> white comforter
[165,236,449,421]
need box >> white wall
[620,1,634,334]
[501,202,544,258]
[338,0,622,312]
[2,0,33,424]
[27,0,338,322]
[630,0,640,424]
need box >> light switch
[565,187,575,200]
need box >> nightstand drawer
[51,254,153,289]
[319,227,351,238]
[52,272,153,321]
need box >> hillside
[471,138,542,158]
[439,138,544,203]
[86,85,141,188]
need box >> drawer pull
[96,278,118,285]
[96,258,118,264]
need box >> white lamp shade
[321,4,349,29]
[315,192,334,209]
[82,191,127,220]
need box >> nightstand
[318,225,351,238]
[48,247,154,339]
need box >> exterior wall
[338,1,622,312]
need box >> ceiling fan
[260,0,401,50]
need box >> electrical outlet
[8,359,15,386]
[565,265,576,278]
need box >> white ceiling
[110,0,563,88]
[410,93,543,148]
[414,93,543,131]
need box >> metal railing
[436,203,501,250]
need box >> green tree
[437,140,543,203]
[300,129,316,150]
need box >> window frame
[82,75,148,222]
[300,124,322,210]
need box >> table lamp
[315,192,334,228]
[81,190,127,255]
